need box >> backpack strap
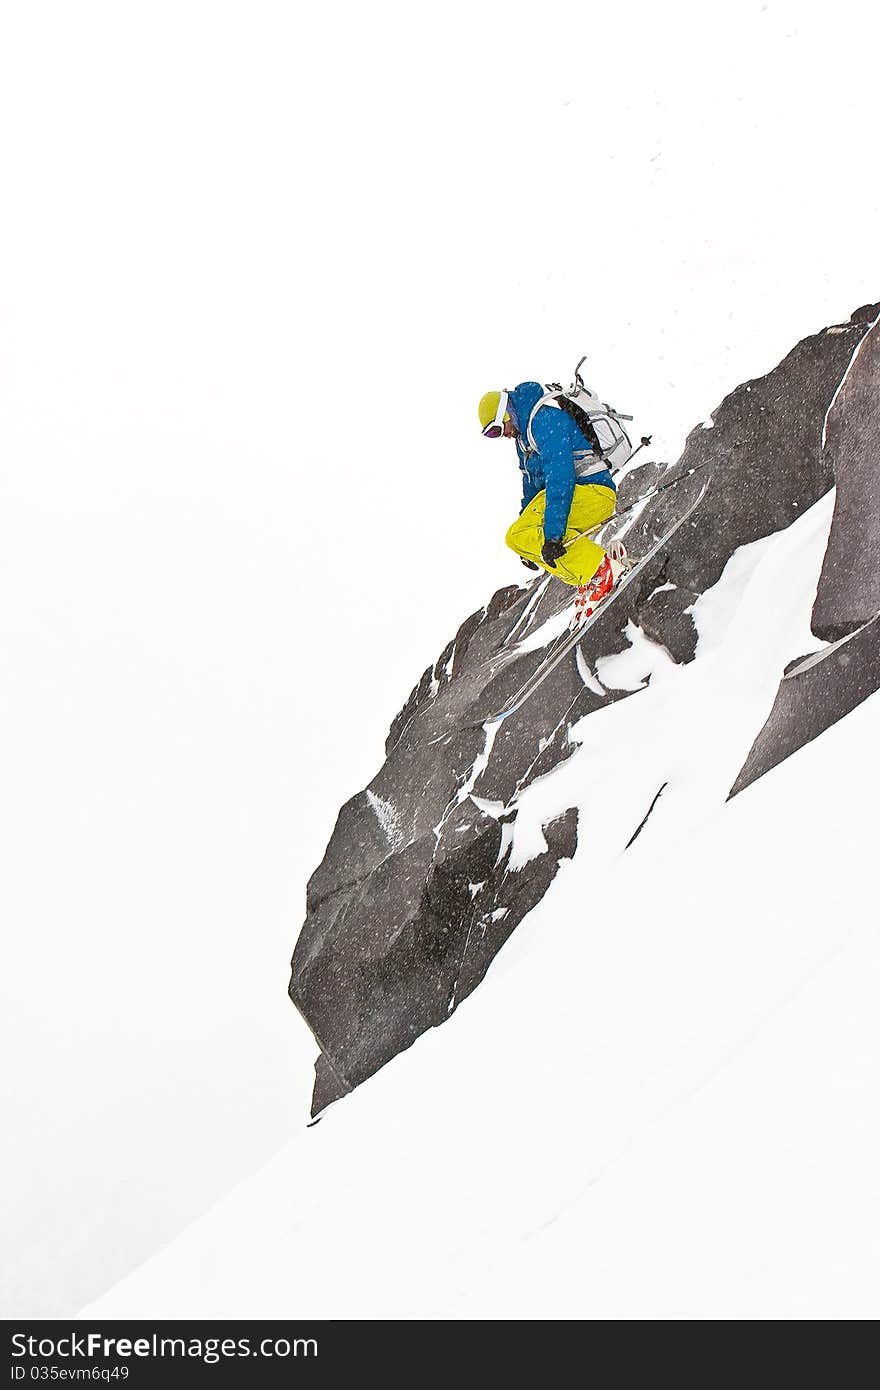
[524,392,563,455]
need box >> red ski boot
[572,553,615,626]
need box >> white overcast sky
[1,0,878,1314]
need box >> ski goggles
[482,389,510,439]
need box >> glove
[541,537,566,568]
[521,558,540,571]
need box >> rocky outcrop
[813,315,880,640]
[730,311,880,797]
[291,303,879,1115]
[729,618,880,798]
[615,303,879,663]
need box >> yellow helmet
[478,389,509,436]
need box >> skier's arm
[534,409,575,539]
[517,437,540,512]
[520,462,540,512]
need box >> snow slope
[3,0,879,1318]
[82,494,880,1319]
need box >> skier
[478,381,619,623]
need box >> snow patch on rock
[365,790,404,851]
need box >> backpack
[525,357,634,474]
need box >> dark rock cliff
[291,303,879,1115]
[731,312,880,796]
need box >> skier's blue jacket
[507,381,616,541]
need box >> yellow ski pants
[506,483,616,587]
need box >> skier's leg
[506,491,557,573]
[552,484,617,587]
[507,485,617,584]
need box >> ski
[484,479,710,725]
